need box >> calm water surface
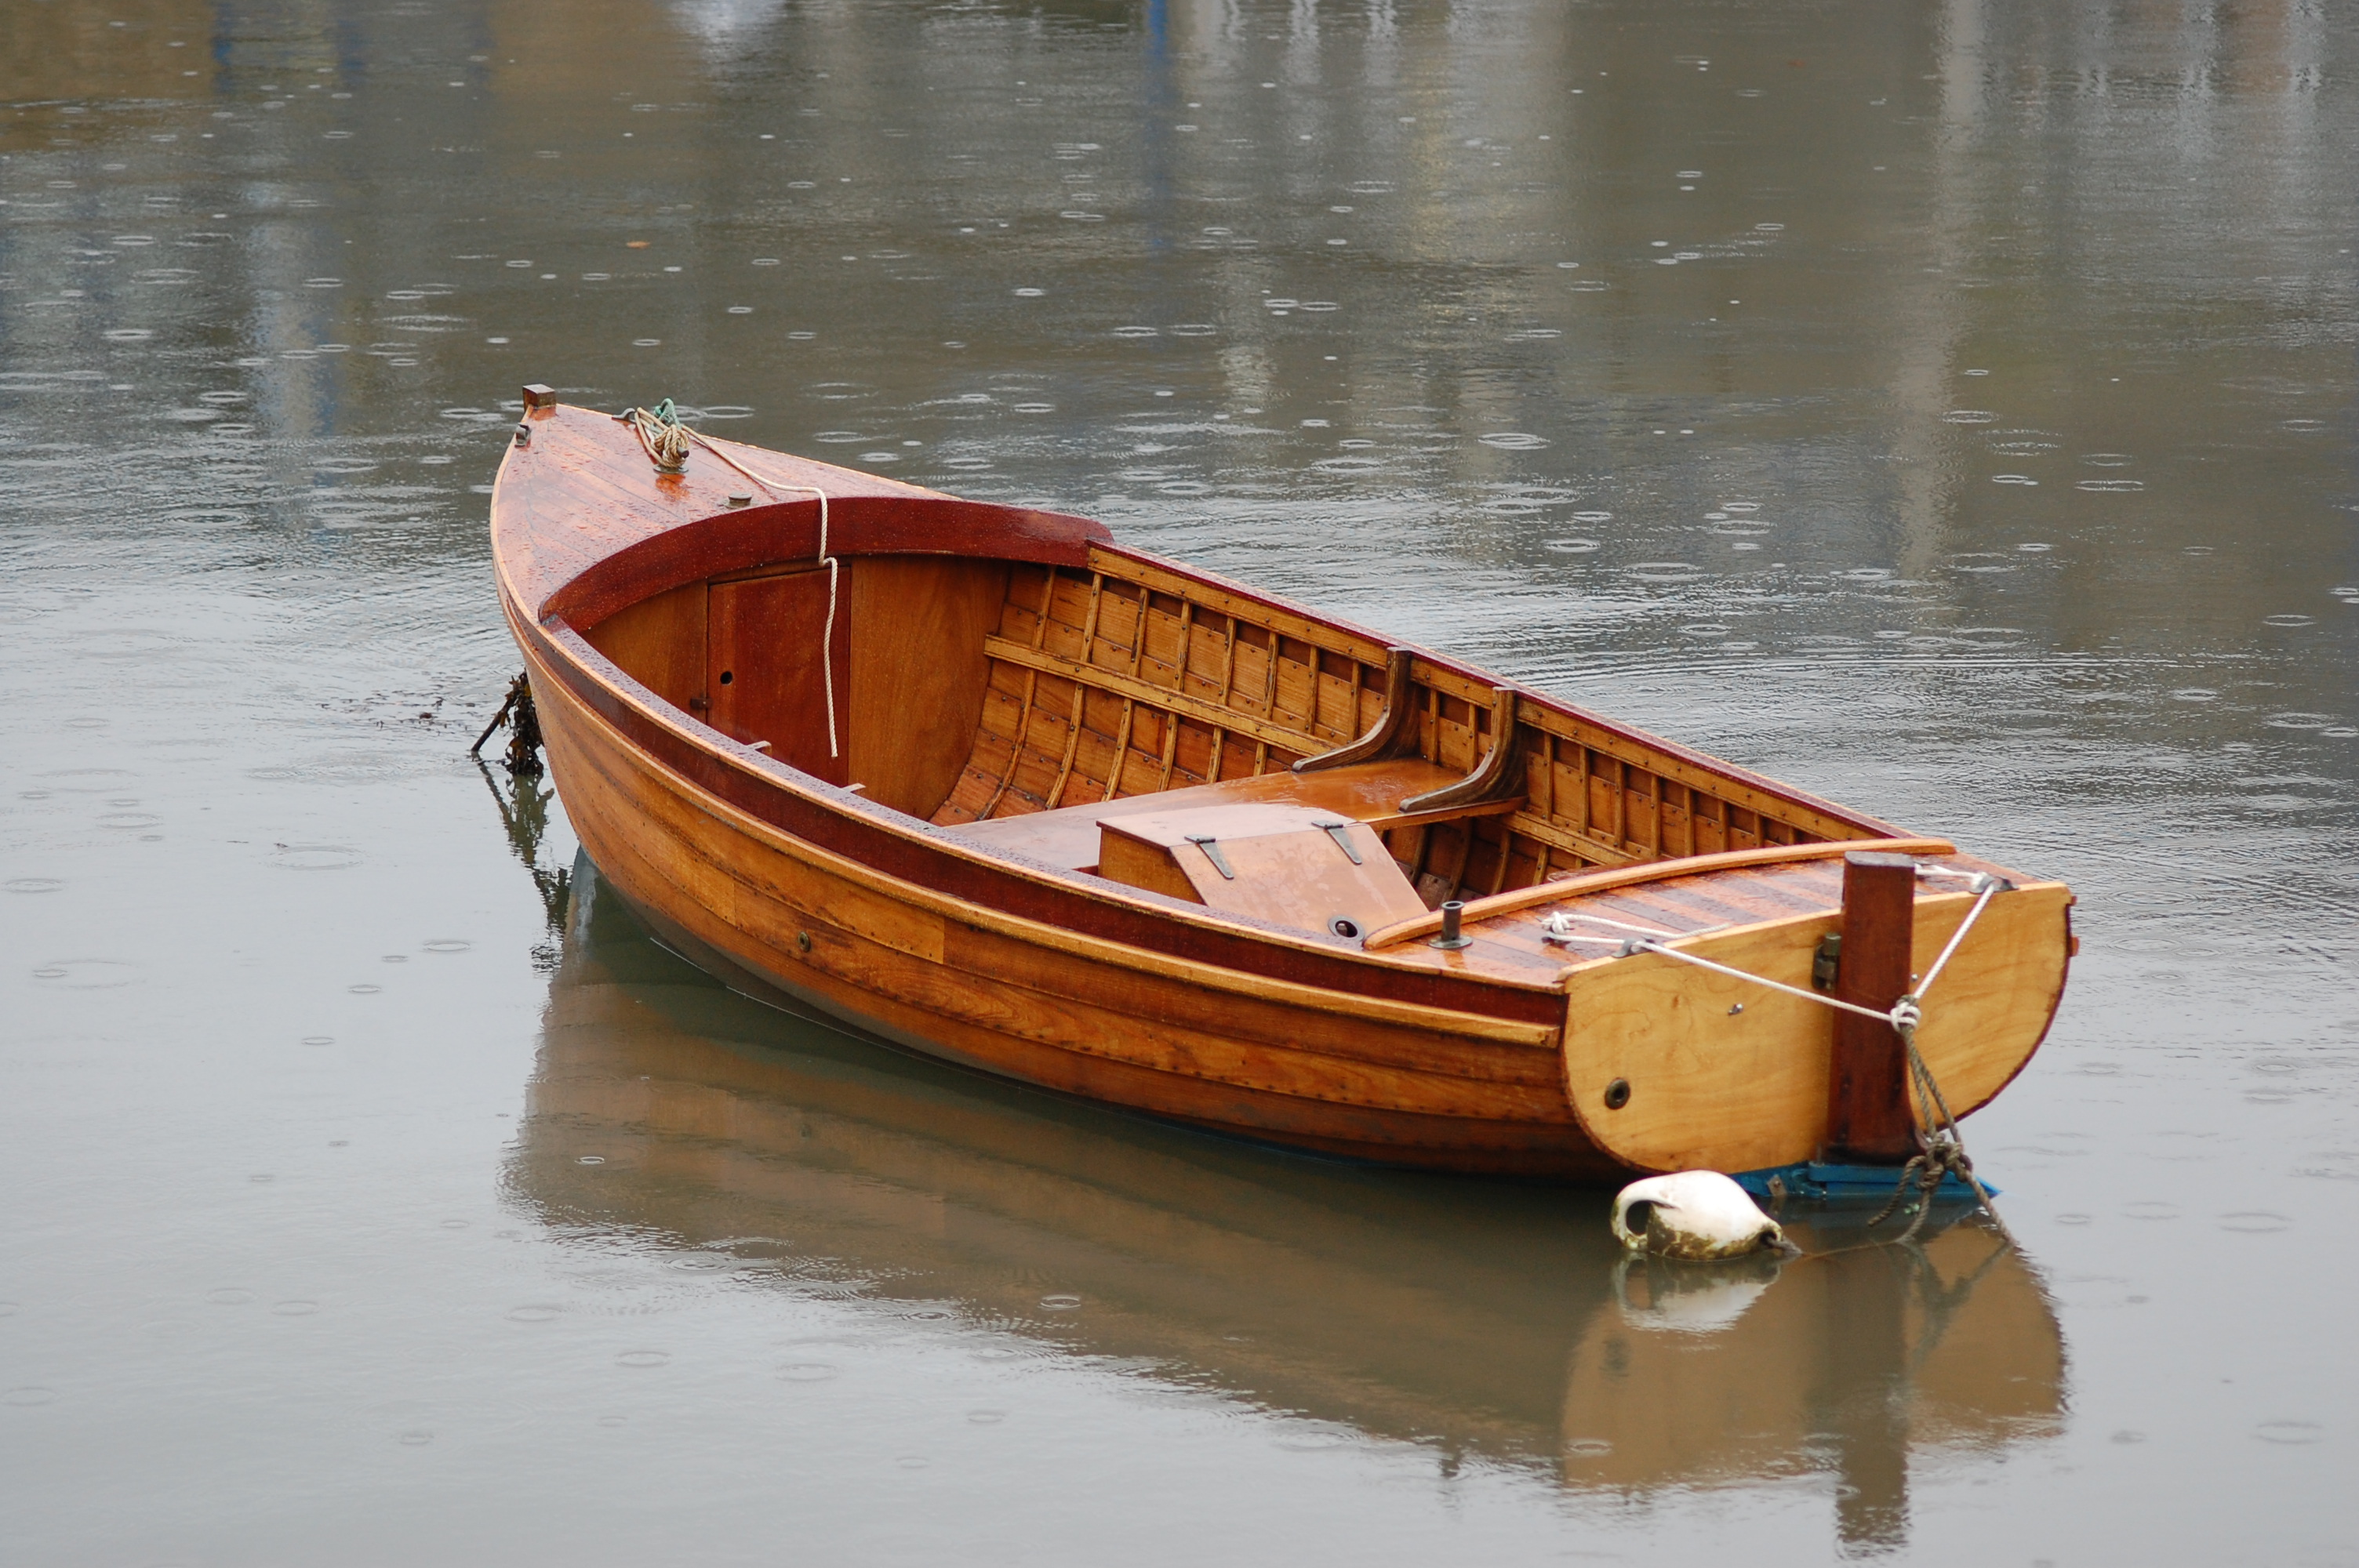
[3,2,2354,1563]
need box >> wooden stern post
[1822,851,1921,1163]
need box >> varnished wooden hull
[521,619,1619,1177]
[489,397,2073,1180]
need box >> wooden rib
[1172,599,1194,691]
[1398,686,1522,813]
[1203,612,1239,785]
[1044,682,1088,808]
[1154,704,1183,791]
[1293,647,1416,774]
[1100,583,1151,801]
[977,569,1060,819]
[1572,742,1591,837]
[1041,574,1107,808]
[983,635,1321,757]
[1157,601,1194,789]
[1521,748,1557,887]
[1105,699,1140,800]
[1359,837,1961,950]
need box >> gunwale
[489,400,2072,1176]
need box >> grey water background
[2,0,2355,1562]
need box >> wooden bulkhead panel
[846,556,1009,818]
[582,579,707,716]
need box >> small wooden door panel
[707,566,852,786]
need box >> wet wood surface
[492,404,2074,1176]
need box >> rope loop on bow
[619,399,692,474]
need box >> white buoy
[1612,1171,1792,1261]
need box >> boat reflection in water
[511,860,2066,1551]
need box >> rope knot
[622,400,692,474]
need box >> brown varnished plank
[983,634,1330,757]
[934,921,1562,1087]
[499,406,1107,627]
[581,579,706,715]
[846,557,1009,818]
[936,756,1459,871]
[1096,806,1427,939]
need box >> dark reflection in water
[516,861,2063,1552]
[475,757,571,965]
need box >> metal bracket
[1184,834,1236,880]
[1312,820,1363,864]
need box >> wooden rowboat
[490,388,2074,1182]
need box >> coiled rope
[620,399,692,473]
[1543,864,2016,1243]
[614,401,839,760]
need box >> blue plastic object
[1732,1160,1997,1203]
